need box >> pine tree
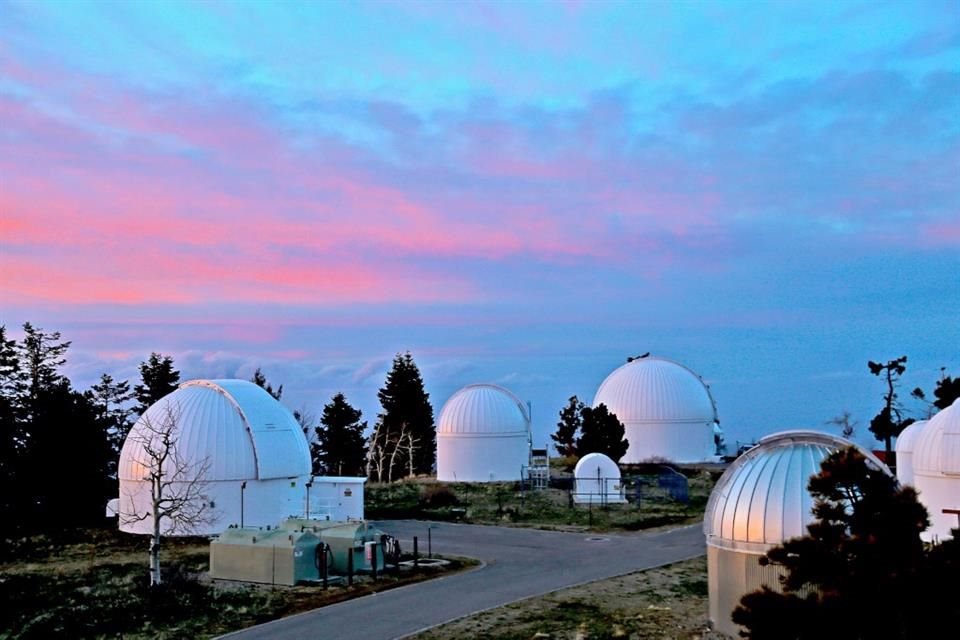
[135,353,180,414]
[552,395,583,457]
[732,447,960,639]
[251,366,283,400]
[87,373,136,477]
[373,352,435,480]
[867,356,913,457]
[312,393,367,476]
[17,322,71,417]
[576,403,629,462]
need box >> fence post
[347,550,353,586]
[413,535,419,568]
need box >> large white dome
[120,379,311,481]
[704,430,888,636]
[436,384,530,482]
[704,430,883,551]
[911,399,960,541]
[438,383,529,435]
[592,356,717,463]
[116,379,311,535]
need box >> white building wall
[118,476,309,535]
[623,420,715,463]
[306,477,366,521]
[437,433,529,482]
[913,473,960,542]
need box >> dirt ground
[414,556,727,640]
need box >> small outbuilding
[573,453,626,504]
[210,528,320,586]
[703,430,887,637]
[911,398,960,542]
[592,356,719,463]
[436,383,531,482]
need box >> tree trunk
[150,514,162,585]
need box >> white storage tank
[573,452,626,504]
[116,379,312,536]
[911,399,960,542]
[593,356,718,463]
[703,430,887,637]
[894,419,928,488]
[436,384,531,482]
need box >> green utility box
[281,518,385,573]
[210,528,321,586]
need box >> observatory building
[894,418,927,488]
[909,398,960,542]
[703,430,887,637]
[114,379,313,536]
[573,452,626,504]
[593,356,719,463]
[436,383,531,482]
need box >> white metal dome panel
[704,430,886,551]
[201,380,311,479]
[913,401,959,476]
[119,384,257,482]
[593,357,717,425]
[437,384,529,435]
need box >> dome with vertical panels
[593,357,716,425]
[913,400,960,476]
[437,384,529,435]
[119,379,311,482]
[895,419,927,487]
[704,430,887,551]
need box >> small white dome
[119,379,311,482]
[704,430,886,551]
[896,420,928,456]
[593,356,717,425]
[438,384,529,435]
[574,452,621,480]
[895,419,928,488]
[913,400,960,476]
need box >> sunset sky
[2,0,958,450]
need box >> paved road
[222,521,705,640]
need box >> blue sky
[2,0,958,450]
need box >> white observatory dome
[436,384,530,482]
[593,356,717,463]
[911,399,960,541]
[894,419,927,488]
[573,452,626,504]
[116,379,311,535]
[704,430,887,636]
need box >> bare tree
[404,429,420,479]
[367,421,388,483]
[120,404,213,586]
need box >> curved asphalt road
[221,521,705,640]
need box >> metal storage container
[210,527,321,586]
[281,518,384,573]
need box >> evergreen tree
[552,395,583,457]
[912,367,960,414]
[135,353,180,414]
[373,352,435,480]
[17,322,71,417]
[86,373,136,477]
[251,366,283,400]
[0,325,25,529]
[576,403,629,462]
[24,380,113,527]
[312,393,367,476]
[867,356,913,457]
[732,447,960,639]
